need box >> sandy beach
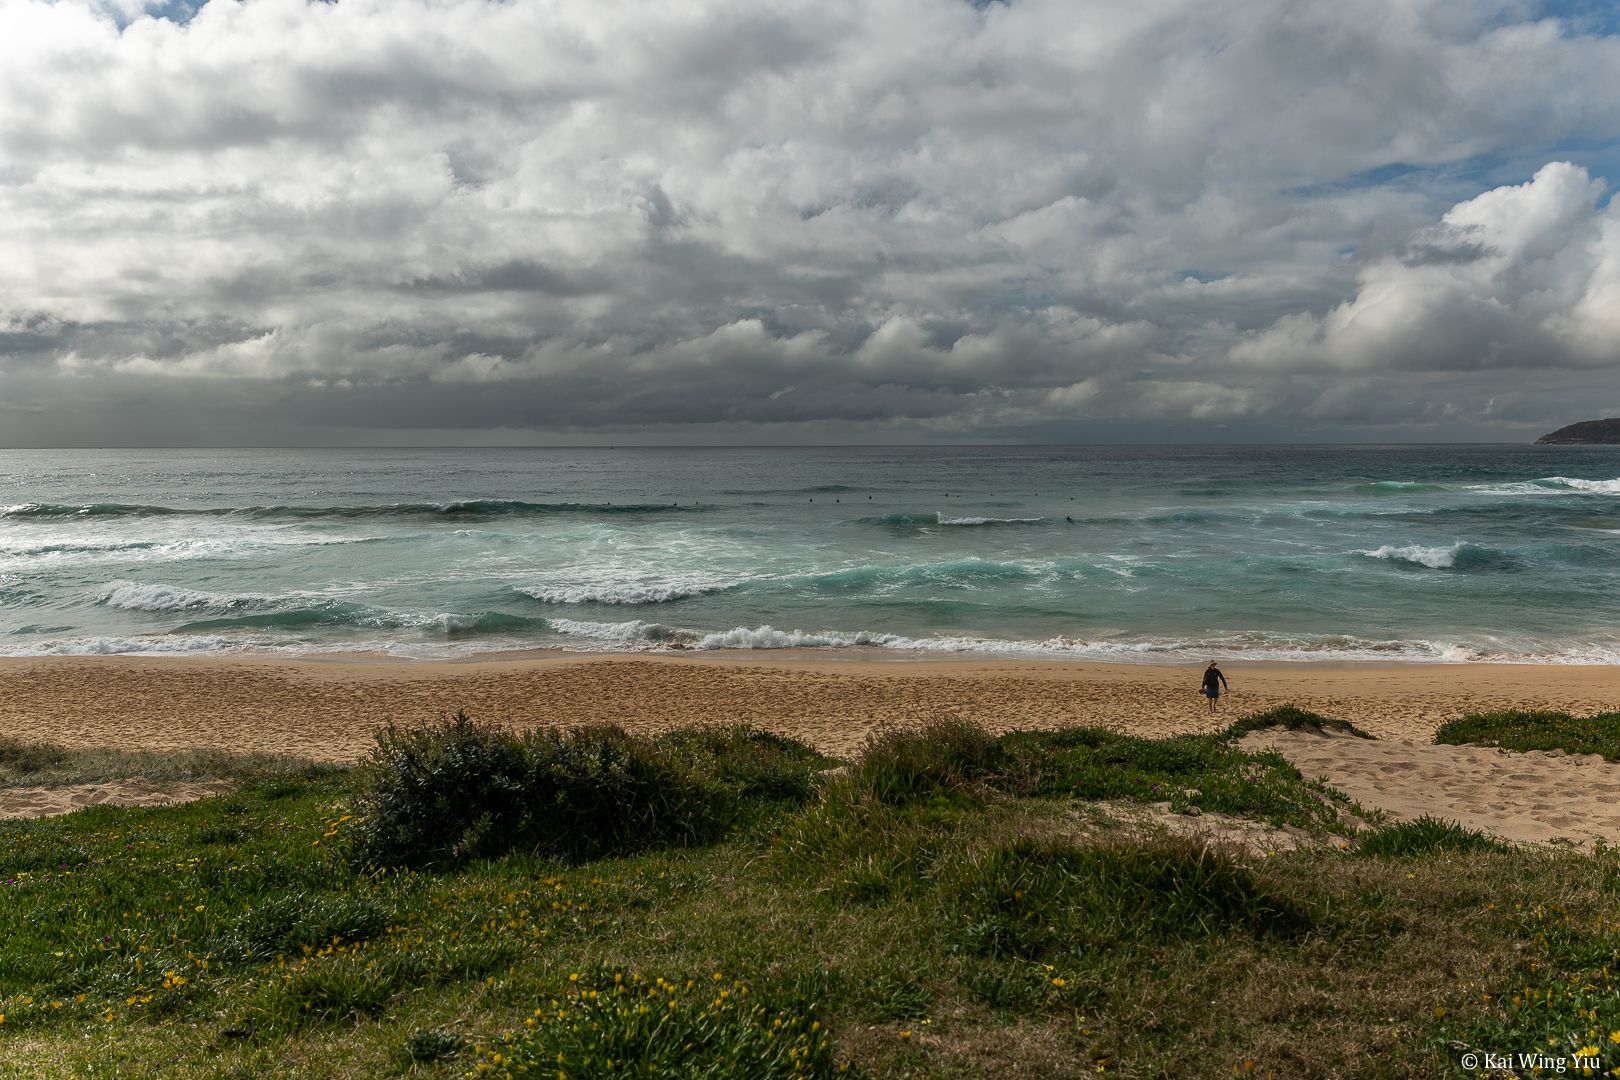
[1,652,1616,761]
[3,652,1617,838]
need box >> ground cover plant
[1217,704,1374,741]
[842,713,1365,833]
[1435,709,1620,761]
[0,712,1615,1078]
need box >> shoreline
[1,652,1615,762]
[8,640,1620,668]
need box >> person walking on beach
[1200,661,1228,714]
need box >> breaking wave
[853,511,1046,528]
[98,581,280,613]
[520,619,1620,664]
[514,580,737,605]
[170,605,549,636]
[1469,476,1620,496]
[937,513,1045,526]
[1355,542,1516,571]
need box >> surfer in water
[1200,661,1229,714]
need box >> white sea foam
[533,619,1545,664]
[8,617,1616,666]
[1471,476,1620,495]
[1357,543,1461,569]
[515,580,733,605]
[936,513,1044,526]
[546,618,690,646]
[0,537,157,559]
[694,625,906,650]
[1546,476,1620,493]
[426,613,488,634]
[3,634,283,656]
[0,528,386,574]
[97,580,274,613]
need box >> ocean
[2,444,1618,663]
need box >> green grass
[993,726,1362,832]
[0,714,1615,1077]
[0,737,339,789]
[942,834,1312,961]
[1434,709,1620,762]
[834,715,1365,833]
[1355,815,1512,857]
[477,971,839,1077]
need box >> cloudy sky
[3,0,1620,445]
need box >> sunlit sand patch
[0,779,236,820]
[1239,727,1620,846]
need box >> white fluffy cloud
[1231,162,1620,372]
[2,0,1620,443]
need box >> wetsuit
[1202,668,1228,698]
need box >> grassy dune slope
[0,710,1616,1078]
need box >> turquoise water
[3,445,1619,662]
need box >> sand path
[1241,728,1620,845]
[0,779,237,820]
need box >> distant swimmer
[1200,661,1230,715]
[1065,515,1073,523]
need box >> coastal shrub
[349,714,823,868]
[0,738,74,780]
[230,890,392,959]
[1220,705,1374,741]
[475,972,843,1079]
[850,715,1003,805]
[944,835,1310,960]
[349,714,713,867]
[1435,709,1620,761]
[1355,815,1511,857]
[658,724,828,805]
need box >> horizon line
[0,440,1575,450]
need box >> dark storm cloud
[2,0,1620,445]
[404,261,608,298]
